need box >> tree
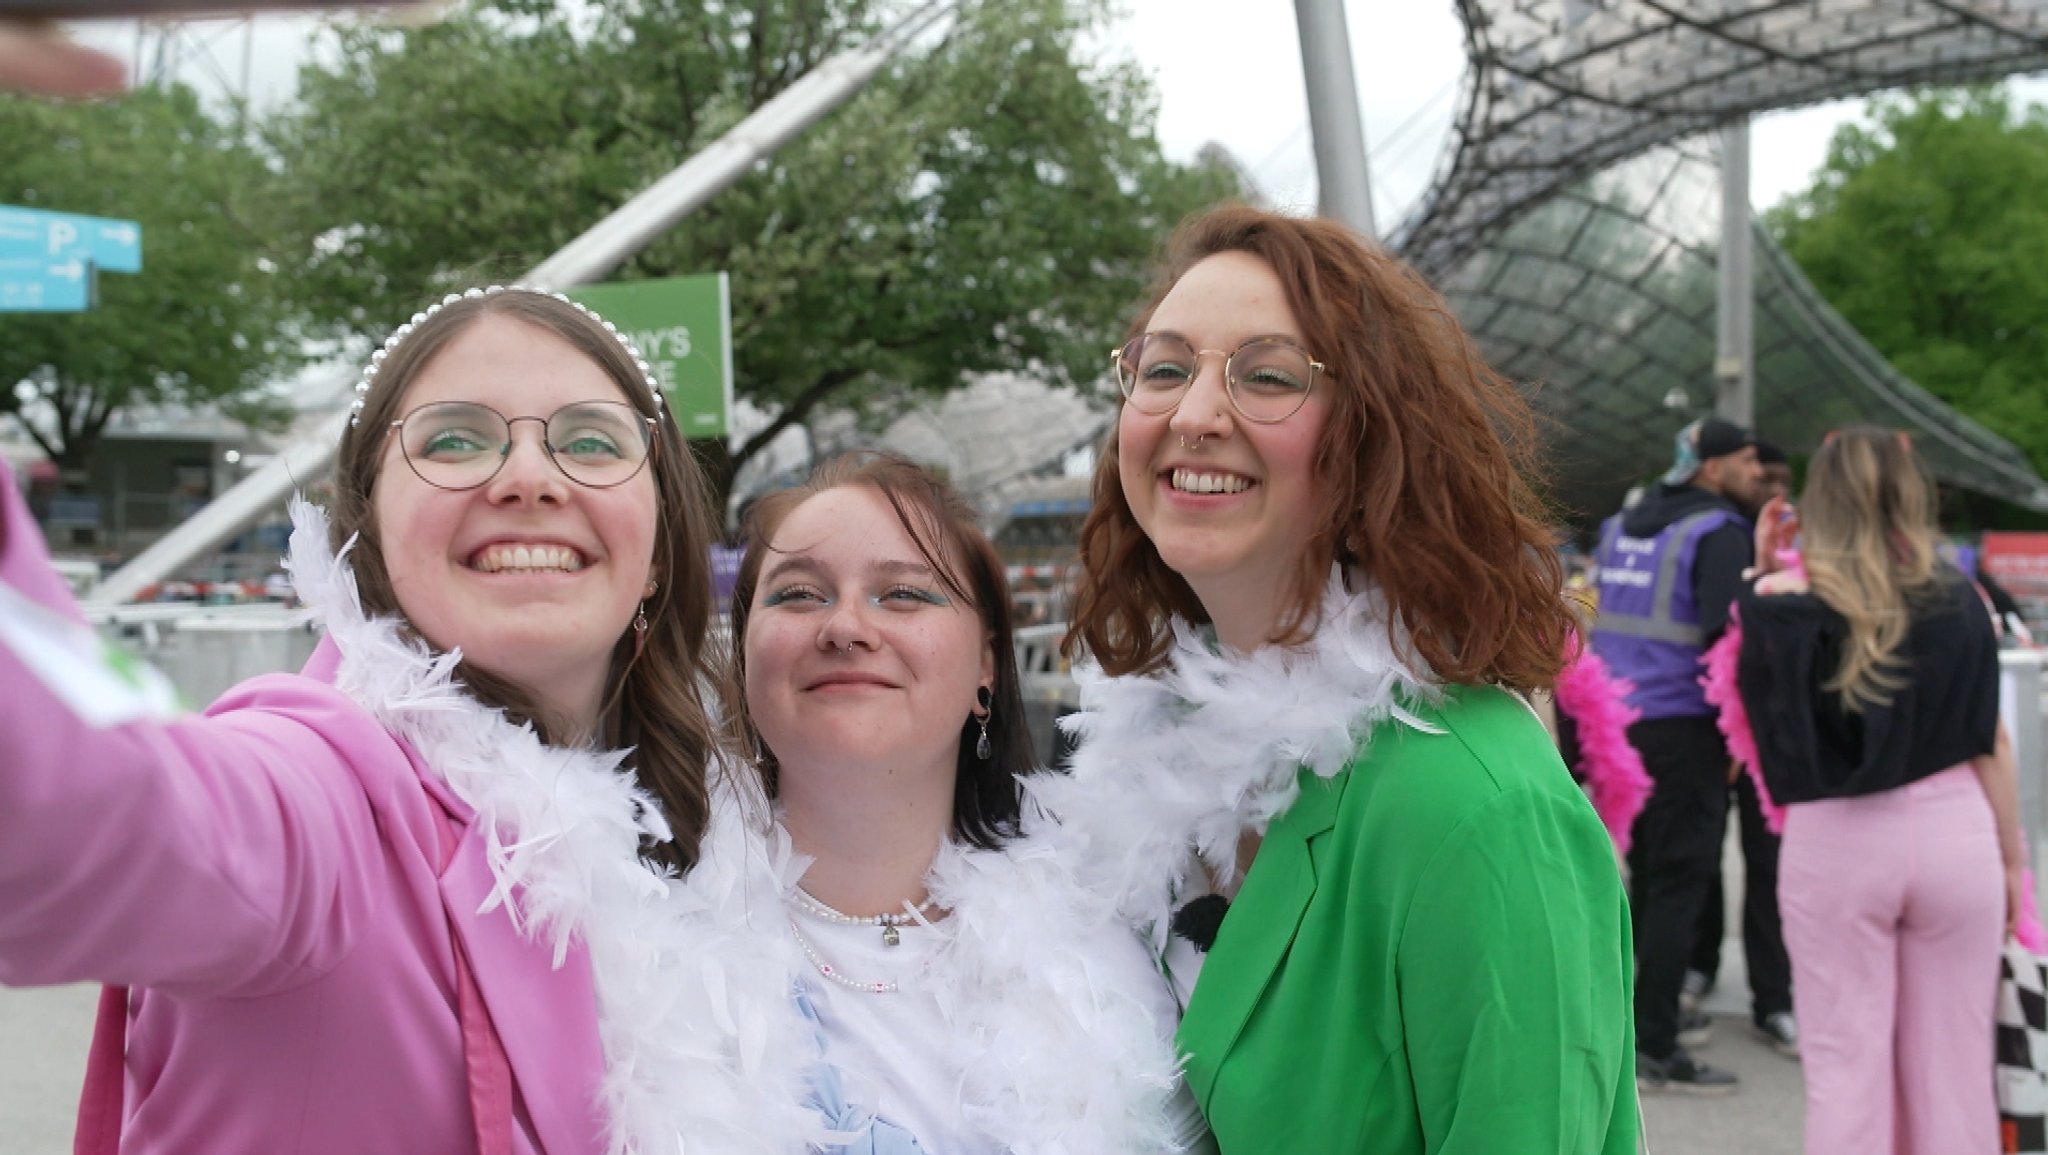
[0,85,299,476]
[1768,88,2048,478]
[264,0,1236,507]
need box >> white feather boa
[283,497,1191,1154]
[1027,568,1441,941]
[283,497,818,1155]
[909,824,1190,1153]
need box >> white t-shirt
[794,913,989,1154]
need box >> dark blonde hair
[1799,427,1942,711]
[1066,203,1573,691]
[330,289,724,875]
[721,451,1027,850]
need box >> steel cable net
[1400,0,2048,280]
[1439,139,2048,519]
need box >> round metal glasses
[388,400,657,491]
[1111,333,1324,424]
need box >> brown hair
[1066,203,1573,691]
[330,289,724,875]
[721,451,1027,850]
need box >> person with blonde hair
[1733,426,2021,1154]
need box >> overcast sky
[66,2,2046,225]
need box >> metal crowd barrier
[2002,651,2048,913]
[89,603,321,709]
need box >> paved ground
[0,983,94,1155]
[1640,954,1806,1155]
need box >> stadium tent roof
[1439,138,2048,519]
[1404,0,2048,517]
[1400,0,2048,279]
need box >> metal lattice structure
[1441,139,2048,518]
[1397,0,2048,517]
[1401,0,2048,280]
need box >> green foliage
[264,0,1236,500]
[1767,88,2048,476]
[0,86,298,472]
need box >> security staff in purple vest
[1593,416,1763,1095]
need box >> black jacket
[1735,568,1999,805]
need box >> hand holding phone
[0,21,125,96]
[1753,495,1799,574]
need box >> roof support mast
[1295,0,1377,239]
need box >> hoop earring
[973,686,994,761]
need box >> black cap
[1660,417,1755,485]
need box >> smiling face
[742,485,994,796]
[372,313,660,730]
[1116,251,1332,645]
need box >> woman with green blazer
[1036,204,1638,1152]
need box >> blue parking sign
[0,254,91,312]
[0,205,142,274]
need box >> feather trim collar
[650,800,1195,1154]
[897,826,1191,1153]
[283,497,818,1155]
[1027,567,1440,937]
[283,497,1186,1153]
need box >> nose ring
[1178,434,1209,450]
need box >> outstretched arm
[0,469,401,998]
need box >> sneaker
[1637,1047,1739,1096]
[1677,1008,1713,1048]
[1754,1011,1799,1059]
[1680,968,1713,1014]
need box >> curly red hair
[1064,204,1572,692]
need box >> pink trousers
[1779,765,2004,1155]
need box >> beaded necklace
[789,885,935,948]
[786,916,910,995]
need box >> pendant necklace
[789,885,935,948]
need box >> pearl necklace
[787,917,906,995]
[790,885,934,948]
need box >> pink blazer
[0,471,608,1154]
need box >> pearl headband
[349,285,666,426]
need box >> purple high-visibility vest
[1590,507,1741,720]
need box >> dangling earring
[973,686,993,761]
[633,579,656,657]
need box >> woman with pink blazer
[0,288,815,1154]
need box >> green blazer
[1179,685,1638,1154]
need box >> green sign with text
[568,273,732,440]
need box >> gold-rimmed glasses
[389,400,656,491]
[1110,333,1324,424]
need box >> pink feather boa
[1554,633,1653,854]
[1699,555,2048,950]
[1700,608,1788,837]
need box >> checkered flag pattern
[1999,938,2048,1155]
